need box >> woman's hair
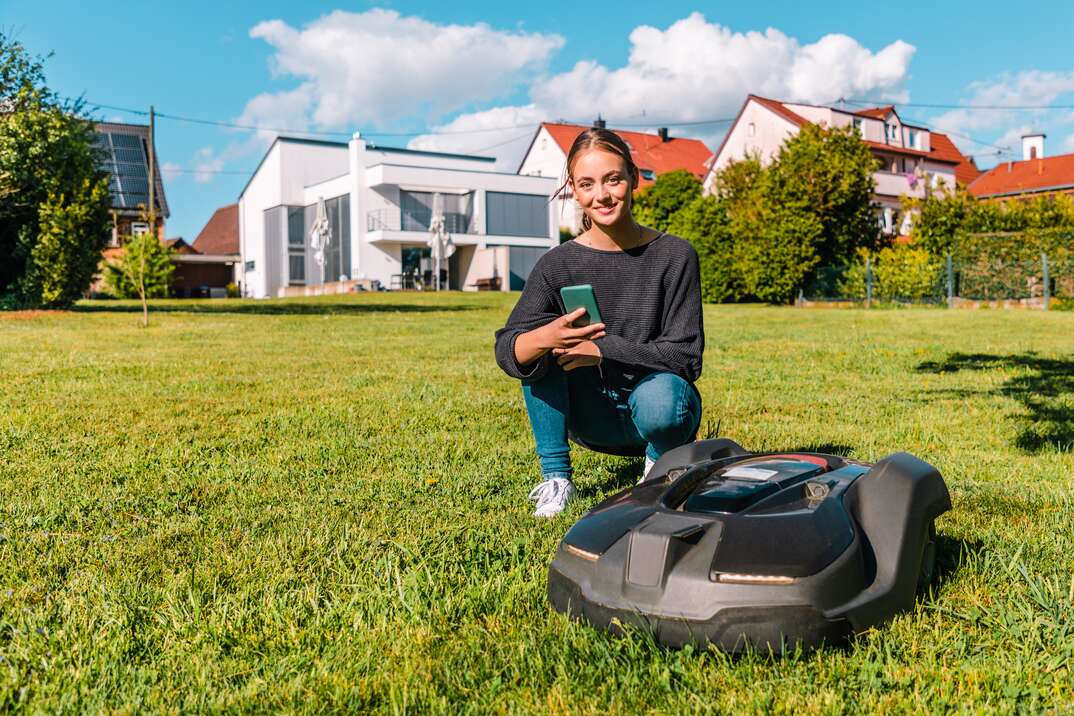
[553,127,640,232]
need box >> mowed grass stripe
[1,294,1072,712]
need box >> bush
[225,282,240,298]
[839,245,944,302]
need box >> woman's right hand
[535,308,606,349]
[514,308,606,367]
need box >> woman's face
[570,148,634,229]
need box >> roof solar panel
[93,127,169,217]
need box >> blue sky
[7,0,1074,240]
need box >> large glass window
[486,192,549,238]
[400,190,473,233]
[320,194,351,282]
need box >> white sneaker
[639,456,656,484]
[528,477,574,518]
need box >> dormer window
[886,124,898,142]
[640,169,655,180]
[852,118,863,134]
[905,129,918,149]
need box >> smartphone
[560,284,603,327]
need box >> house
[705,96,979,235]
[166,204,243,298]
[238,134,557,298]
[517,120,713,234]
[93,121,169,244]
[968,134,1074,201]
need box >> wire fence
[799,253,1074,308]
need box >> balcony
[873,171,927,200]
[367,207,474,234]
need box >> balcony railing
[367,207,474,234]
[873,171,927,199]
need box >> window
[886,124,898,141]
[486,191,549,238]
[905,129,917,149]
[131,222,149,236]
[400,190,472,234]
[314,194,351,283]
[287,206,305,285]
[245,260,255,272]
[640,169,655,180]
[852,118,863,134]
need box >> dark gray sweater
[494,233,704,384]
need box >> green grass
[1,294,1073,713]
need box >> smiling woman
[494,128,705,518]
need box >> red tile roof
[538,122,713,187]
[968,153,1074,198]
[749,95,807,127]
[929,132,981,185]
[193,204,240,255]
[853,105,896,120]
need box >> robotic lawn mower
[548,439,951,653]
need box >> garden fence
[798,252,1074,308]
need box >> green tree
[632,169,702,232]
[0,32,111,308]
[103,229,175,301]
[718,124,878,303]
[668,195,739,303]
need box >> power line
[847,98,1074,111]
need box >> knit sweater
[494,233,704,384]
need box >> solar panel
[93,128,168,217]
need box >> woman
[494,128,704,518]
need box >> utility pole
[148,105,156,228]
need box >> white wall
[237,144,282,298]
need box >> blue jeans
[521,364,702,479]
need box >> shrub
[633,169,702,232]
[668,195,739,303]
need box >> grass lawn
[1,293,1073,713]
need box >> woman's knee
[629,372,700,440]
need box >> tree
[0,32,111,308]
[103,227,174,302]
[668,195,739,302]
[716,124,879,303]
[632,169,702,232]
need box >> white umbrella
[427,193,456,290]
[309,197,331,282]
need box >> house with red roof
[517,120,713,234]
[166,203,241,297]
[706,95,979,236]
[968,134,1074,202]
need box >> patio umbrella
[427,193,456,290]
[309,197,331,282]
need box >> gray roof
[93,121,170,218]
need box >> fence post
[1042,252,1050,311]
[946,254,954,309]
[865,256,873,309]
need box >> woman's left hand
[553,341,602,372]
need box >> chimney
[1022,133,1045,161]
[658,127,669,142]
[593,115,606,129]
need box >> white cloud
[161,161,183,182]
[1063,133,1074,152]
[933,70,1074,136]
[407,104,547,171]
[239,9,563,132]
[528,16,913,126]
[410,14,914,166]
[192,147,225,183]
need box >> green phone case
[560,284,603,327]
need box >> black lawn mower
[547,439,951,653]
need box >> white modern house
[238,134,558,297]
[705,96,979,235]
[518,121,713,235]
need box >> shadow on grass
[73,301,480,316]
[917,351,1074,452]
